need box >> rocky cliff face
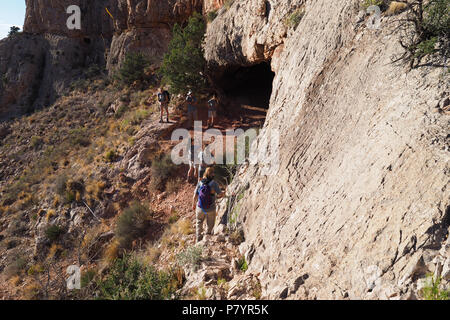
[24,0,114,37]
[0,0,199,119]
[206,0,449,299]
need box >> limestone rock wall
[206,0,450,299]
[205,0,305,72]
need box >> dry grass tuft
[46,209,56,222]
[386,1,408,15]
[103,239,120,264]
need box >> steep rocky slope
[205,0,449,299]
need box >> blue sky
[0,1,26,39]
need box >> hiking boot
[159,119,163,123]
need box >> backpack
[158,91,170,102]
[208,99,217,109]
[163,90,171,102]
[198,179,213,210]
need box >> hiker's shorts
[159,101,168,111]
[195,206,216,241]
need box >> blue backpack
[198,180,213,211]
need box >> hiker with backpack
[157,87,170,123]
[197,146,208,182]
[187,141,200,183]
[207,94,218,128]
[192,167,224,242]
[186,90,197,129]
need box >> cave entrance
[216,62,275,128]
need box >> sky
[0,1,26,40]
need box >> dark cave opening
[212,61,275,128]
[218,61,275,111]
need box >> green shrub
[30,136,44,149]
[229,227,245,245]
[81,269,97,288]
[45,225,64,242]
[114,104,128,119]
[422,0,450,37]
[360,0,386,10]
[207,10,218,22]
[397,0,450,66]
[176,245,203,270]
[237,256,248,272]
[104,150,118,163]
[116,201,152,248]
[123,108,150,126]
[8,26,20,37]
[168,212,179,224]
[55,174,84,204]
[414,37,439,58]
[117,52,150,86]
[420,274,449,300]
[69,128,91,147]
[5,256,28,278]
[159,13,208,94]
[84,64,102,79]
[96,253,180,300]
[150,154,178,191]
[224,0,235,10]
[285,8,305,29]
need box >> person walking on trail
[157,87,170,123]
[197,145,208,181]
[187,142,200,183]
[192,167,224,243]
[207,94,218,128]
[186,90,197,129]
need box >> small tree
[8,26,20,37]
[117,52,150,86]
[159,12,208,94]
[393,0,450,67]
[115,201,152,248]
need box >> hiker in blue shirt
[192,167,224,242]
[186,90,197,129]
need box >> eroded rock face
[0,33,109,119]
[206,0,449,299]
[1,0,201,118]
[24,0,114,37]
[203,0,225,13]
[106,0,202,71]
[205,0,305,73]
